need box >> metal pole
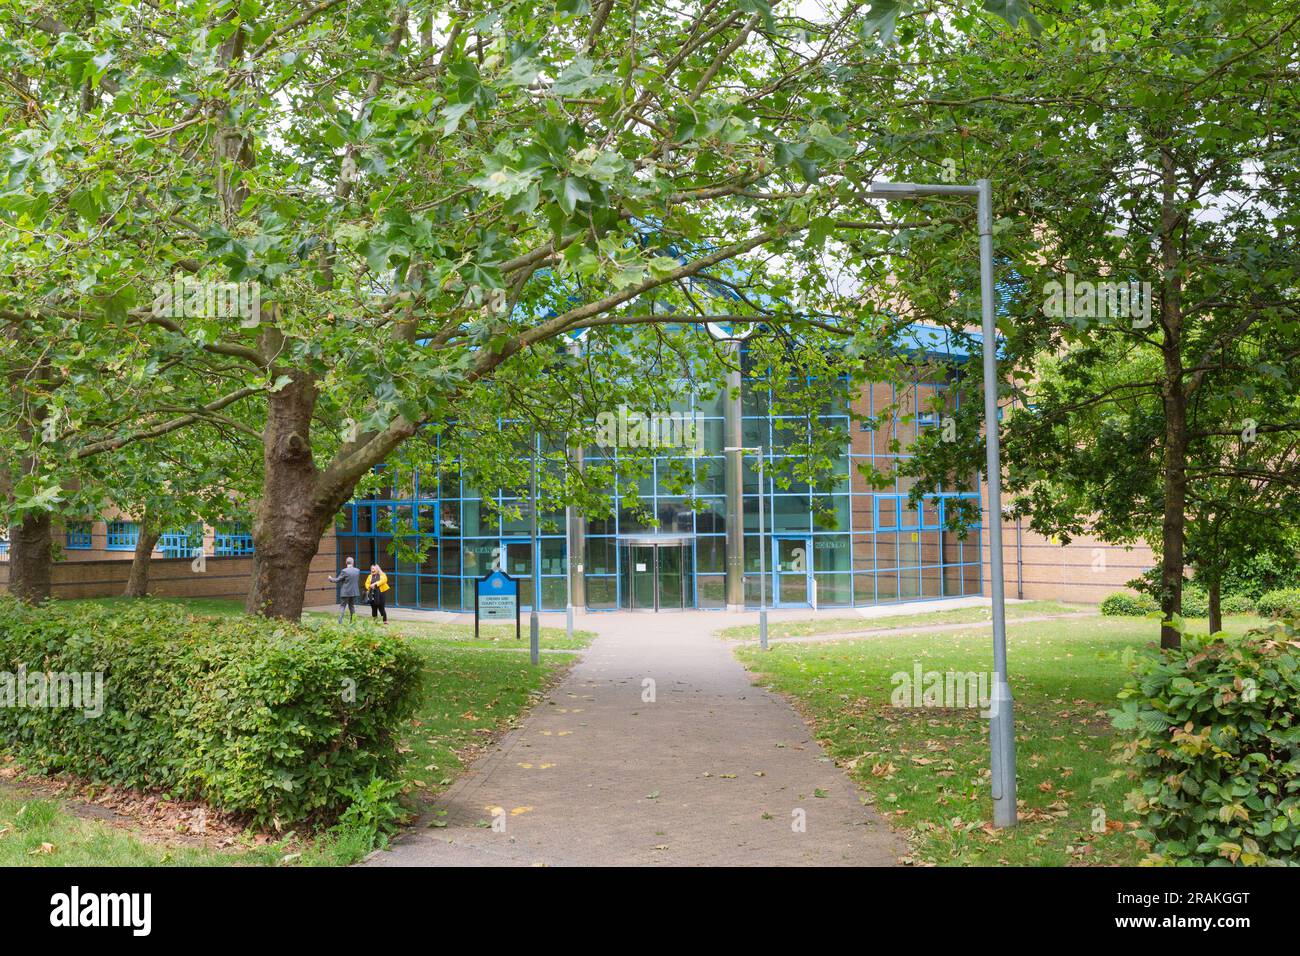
[978,178,1016,827]
[758,448,768,651]
[530,430,540,666]
[565,500,574,640]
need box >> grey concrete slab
[363,610,907,867]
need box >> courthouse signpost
[474,570,521,641]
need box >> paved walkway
[364,609,909,867]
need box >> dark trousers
[337,596,355,623]
[370,592,387,622]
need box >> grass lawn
[0,787,289,867]
[64,596,595,649]
[68,595,248,618]
[3,597,577,865]
[736,613,1266,866]
[303,613,596,651]
[719,599,1083,641]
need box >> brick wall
[0,529,339,605]
[978,488,1155,603]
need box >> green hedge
[1102,586,1220,619]
[1101,591,1158,616]
[0,598,421,828]
[1222,593,1256,615]
[1258,589,1300,619]
[1111,621,1300,865]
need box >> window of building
[65,521,93,550]
[106,521,139,551]
[214,524,255,556]
[159,524,204,559]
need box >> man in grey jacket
[329,556,363,623]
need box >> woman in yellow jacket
[365,564,390,623]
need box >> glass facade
[335,365,983,612]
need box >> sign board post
[474,570,520,641]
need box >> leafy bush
[1221,593,1256,615]
[1257,589,1300,619]
[333,776,407,850]
[1101,591,1158,616]
[1219,552,1300,601]
[1181,584,1209,618]
[0,598,421,828]
[1110,621,1300,865]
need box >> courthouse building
[0,324,1154,611]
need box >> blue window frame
[159,523,204,559]
[106,521,139,551]
[0,538,9,559]
[214,524,254,556]
[875,494,944,531]
[916,382,946,429]
[65,521,93,550]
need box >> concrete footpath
[363,608,910,867]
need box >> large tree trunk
[7,511,53,604]
[1208,577,1222,635]
[245,372,329,620]
[122,517,162,597]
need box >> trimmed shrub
[1110,621,1300,865]
[0,598,421,828]
[1257,588,1300,619]
[1101,591,1158,616]
[1221,593,1256,615]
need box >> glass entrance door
[657,545,684,610]
[617,537,693,611]
[774,536,812,607]
[631,545,656,610]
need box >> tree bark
[7,511,53,605]
[1159,387,1189,649]
[122,517,162,597]
[245,372,330,619]
[1208,577,1222,635]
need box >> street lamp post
[870,178,1017,828]
[565,502,574,640]
[530,430,540,666]
[725,445,767,650]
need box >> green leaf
[860,0,901,44]
[441,102,473,136]
[982,0,1043,36]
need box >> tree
[856,0,1300,648]
[3,1,1033,618]
[0,312,265,602]
[80,423,263,597]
